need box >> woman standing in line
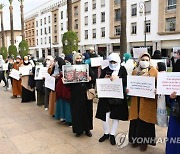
[166,50,180,154]
[128,52,158,152]
[63,52,95,137]
[96,53,128,145]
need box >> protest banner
[2,63,8,71]
[90,57,103,67]
[35,65,48,80]
[133,48,148,59]
[127,75,155,98]
[45,75,55,91]
[19,65,32,76]
[62,64,89,84]
[9,69,21,80]
[96,78,124,99]
[100,59,109,69]
[157,72,180,95]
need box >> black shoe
[11,95,17,99]
[76,133,82,137]
[140,144,148,152]
[110,135,116,145]
[85,130,92,137]
[99,134,109,142]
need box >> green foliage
[62,31,78,55]
[8,44,17,58]
[0,46,8,59]
[19,40,29,58]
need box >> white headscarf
[108,53,121,76]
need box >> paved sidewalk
[0,85,167,154]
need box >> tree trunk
[67,0,72,31]
[120,0,127,60]
[0,11,5,47]
[20,4,25,40]
[9,5,14,45]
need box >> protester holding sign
[128,52,158,152]
[96,53,128,145]
[11,56,23,99]
[166,50,180,154]
[63,53,95,137]
[21,56,35,103]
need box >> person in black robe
[96,53,128,145]
[65,52,95,137]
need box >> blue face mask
[109,63,118,70]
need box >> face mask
[139,61,150,69]
[109,63,118,70]
[76,61,82,64]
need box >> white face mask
[46,61,51,67]
[109,63,118,70]
[139,61,150,69]
[24,60,29,64]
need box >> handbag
[156,95,168,127]
[172,100,180,120]
[87,88,96,100]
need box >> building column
[81,45,85,53]
[106,43,113,57]
[39,48,42,58]
[127,42,131,53]
[94,44,98,53]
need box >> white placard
[96,78,124,99]
[9,69,21,80]
[45,75,55,91]
[35,66,48,80]
[90,57,103,67]
[127,75,155,99]
[133,48,148,59]
[157,72,180,95]
[3,63,8,71]
[19,66,32,76]
[151,59,167,69]
[100,59,109,69]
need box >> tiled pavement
[0,84,167,154]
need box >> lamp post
[139,1,147,47]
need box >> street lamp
[139,1,147,47]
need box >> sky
[1,0,50,30]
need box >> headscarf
[123,53,132,63]
[136,52,151,76]
[152,50,161,59]
[73,52,83,64]
[108,53,121,76]
[55,57,65,70]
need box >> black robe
[70,68,95,134]
[95,66,129,121]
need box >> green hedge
[62,31,78,55]
[19,40,29,58]
[0,46,8,60]
[8,44,17,58]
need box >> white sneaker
[45,108,48,111]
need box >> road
[0,84,166,154]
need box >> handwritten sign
[96,78,124,99]
[127,75,155,98]
[157,72,180,95]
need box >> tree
[0,3,5,47]
[62,31,78,55]
[18,0,25,40]
[8,0,14,45]
[120,0,127,60]
[67,0,72,31]
[19,40,28,58]
[0,47,8,59]
[8,44,17,58]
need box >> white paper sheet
[127,75,155,99]
[45,75,55,91]
[90,57,103,67]
[9,69,21,80]
[157,72,180,95]
[96,78,124,99]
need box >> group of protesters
[0,48,179,153]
